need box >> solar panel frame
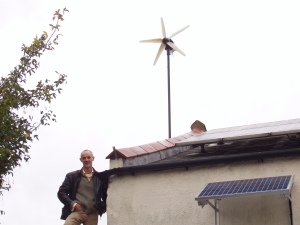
[195,175,294,206]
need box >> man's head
[80,149,95,170]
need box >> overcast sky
[1,0,300,224]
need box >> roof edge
[99,148,300,178]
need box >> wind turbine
[140,18,189,138]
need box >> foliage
[0,8,68,196]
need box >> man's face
[80,151,94,169]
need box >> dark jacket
[57,168,107,220]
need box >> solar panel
[177,118,300,146]
[195,175,294,207]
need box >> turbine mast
[167,48,171,138]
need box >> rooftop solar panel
[195,175,294,207]
[177,118,300,146]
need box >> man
[57,149,107,225]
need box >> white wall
[107,156,300,225]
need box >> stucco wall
[107,156,300,225]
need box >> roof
[176,118,300,146]
[153,118,300,164]
[106,130,202,159]
[99,118,300,177]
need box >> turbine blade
[169,25,190,39]
[166,42,185,56]
[161,18,166,38]
[140,38,162,43]
[153,43,165,66]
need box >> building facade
[100,119,300,225]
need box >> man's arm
[57,174,74,208]
[101,176,108,202]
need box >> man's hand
[74,204,82,212]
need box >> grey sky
[1,0,300,224]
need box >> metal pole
[167,49,171,138]
[289,195,293,225]
[215,199,220,225]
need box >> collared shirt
[83,168,94,181]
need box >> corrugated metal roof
[106,130,202,159]
[100,118,300,174]
[176,118,300,146]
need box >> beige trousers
[64,211,98,225]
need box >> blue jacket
[57,168,107,220]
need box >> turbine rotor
[140,17,189,66]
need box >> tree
[0,8,68,202]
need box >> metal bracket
[207,200,219,212]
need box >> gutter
[97,147,300,178]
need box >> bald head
[80,149,95,172]
[80,149,94,158]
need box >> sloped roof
[106,130,202,159]
[98,118,300,178]
[177,118,300,146]
[155,118,300,164]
